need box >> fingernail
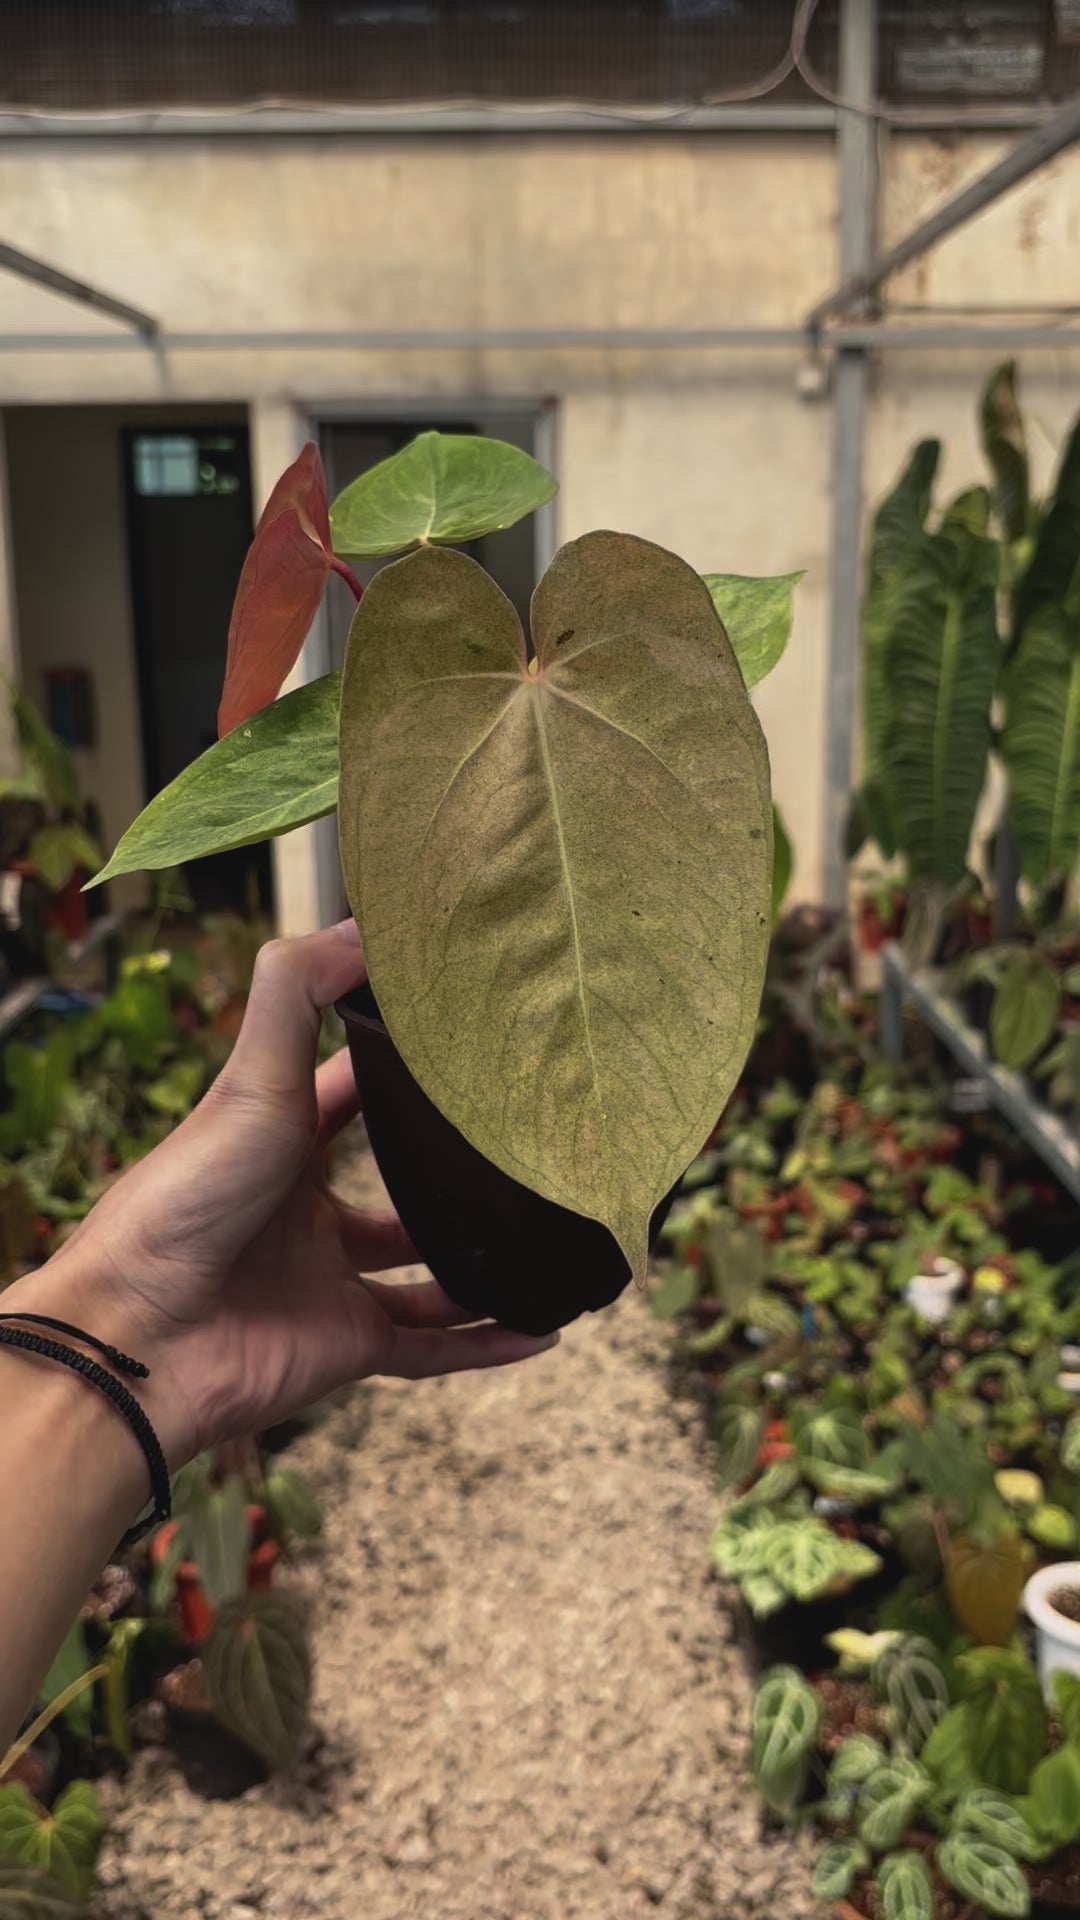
[533,1331,561,1350]
[333,916,361,944]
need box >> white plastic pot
[1023,1562,1080,1700]
[904,1259,964,1326]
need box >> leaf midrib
[1050,646,1080,876]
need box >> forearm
[0,1336,148,1750]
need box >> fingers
[330,1195,419,1269]
[360,1275,475,1328]
[224,920,366,1108]
[383,1322,560,1379]
[315,1049,362,1151]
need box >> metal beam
[807,92,1080,332]
[0,240,158,338]
[7,322,1080,353]
[822,0,877,909]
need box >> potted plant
[89,431,799,1334]
[1025,1565,1080,1701]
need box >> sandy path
[98,1140,813,1920]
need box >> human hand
[4,921,558,1468]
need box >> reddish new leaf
[218,443,332,737]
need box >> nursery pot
[1025,1564,1080,1702]
[337,984,678,1336]
[904,1258,965,1326]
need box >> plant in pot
[90,431,798,1335]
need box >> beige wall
[0,129,1079,912]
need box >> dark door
[122,425,272,914]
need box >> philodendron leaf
[0,1863,85,1918]
[0,1783,102,1899]
[991,955,1061,1069]
[204,1593,311,1771]
[88,675,340,888]
[339,535,772,1278]
[329,431,557,559]
[702,571,802,691]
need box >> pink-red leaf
[218,443,332,738]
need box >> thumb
[222,920,367,1110]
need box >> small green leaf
[991,955,1061,1070]
[1054,1668,1080,1746]
[857,1760,930,1851]
[877,1850,934,1920]
[1062,1414,1080,1476]
[701,571,802,691]
[953,1787,1038,1860]
[741,1572,788,1618]
[812,1839,870,1902]
[648,1265,700,1320]
[38,1625,91,1740]
[10,686,79,814]
[1029,1744,1080,1850]
[938,1836,1029,1918]
[185,1479,250,1610]
[1027,1502,1077,1551]
[204,1593,311,1771]
[329,431,557,558]
[89,674,340,887]
[28,826,101,893]
[264,1470,323,1542]
[713,1403,763,1490]
[752,1665,822,1816]
[0,1783,102,1899]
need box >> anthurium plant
[92,431,799,1324]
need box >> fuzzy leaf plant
[92,431,797,1323]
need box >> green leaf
[204,1593,311,1771]
[184,1478,250,1610]
[795,1405,867,1472]
[709,1505,775,1577]
[730,1458,802,1509]
[1029,1744,1080,1849]
[953,1787,1038,1860]
[980,360,1030,546]
[1014,414,1080,643]
[10,686,79,814]
[826,1736,889,1821]
[860,440,941,858]
[857,1760,930,1851]
[771,803,792,922]
[812,1839,870,1902]
[37,1625,91,1740]
[802,1459,901,1505]
[27,826,101,894]
[0,1784,102,1899]
[89,674,340,887]
[0,1862,86,1918]
[1026,1502,1077,1551]
[990,954,1061,1069]
[741,1571,788,1618]
[877,1850,934,1920]
[1063,1414,1080,1478]
[921,1703,980,1801]
[264,1470,323,1542]
[874,1637,950,1753]
[339,534,772,1279]
[938,1836,1029,1918]
[1001,606,1080,889]
[701,570,802,691]
[102,1619,146,1758]
[883,528,1000,888]
[768,1519,844,1601]
[751,1665,822,1816]
[329,431,557,559]
[1053,1668,1080,1746]
[648,1264,700,1320]
[713,1403,764,1490]
[956,1647,1047,1796]
[942,485,992,540]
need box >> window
[131,432,243,498]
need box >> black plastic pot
[337,984,678,1336]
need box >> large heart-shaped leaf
[1001,606,1080,889]
[339,535,771,1278]
[204,1593,311,1771]
[88,674,340,888]
[329,431,557,559]
[218,443,334,737]
[0,1863,85,1919]
[0,1784,102,1899]
[701,571,802,691]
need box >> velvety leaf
[0,1784,102,1899]
[771,803,792,921]
[751,1666,822,1815]
[218,443,332,737]
[0,1863,86,1919]
[990,954,1061,1069]
[955,1646,1046,1795]
[89,675,340,888]
[1029,1744,1080,1849]
[812,1839,870,1903]
[701,571,802,691]
[1014,414,1080,643]
[980,360,1030,545]
[38,1625,91,1741]
[860,440,941,858]
[921,1703,980,1799]
[938,1837,1029,1918]
[953,1788,1038,1860]
[339,535,772,1279]
[1001,606,1080,889]
[857,1760,930,1850]
[204,1593,311,1771]
[329,430,557,559]
[877,1850,934,1920]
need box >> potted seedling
[91,431,799,1334]
[1025,1565,1080,1702]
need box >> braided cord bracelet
[0,1321,171,1545]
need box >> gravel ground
[98,1138,814,1920]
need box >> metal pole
[0,241,159,339]
[807,92,1080,332]
[822,0,877,910]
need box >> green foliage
[811,1838,870,1902]
[711,1507,881,1612]
[1001,607,1080,890]
[952,1788,1037,1861]
[339,533,772,1278]
[701,570,802,691]
[937,1835,1029,1918]
[857,1759,931,1851]
[10,685,80,814]
[329,430,557,557]
[877,1849,934,1920]
[37,1626,91,1740]
[204,1594,312,1771]
[713,1402,764,1490]
[1026,1743,1080,1851]
[0,1862,86,1918]
[0,1784,102,1899]
[954,1648,1047,1796]
[873,1637,949,1754]
[990,953,1061,1068]
[825,1736,889,1822]
[27,824,100,892]
[980,359,1030,547]
[1013,414,1080,643]
[89,675,340,887]
[263,1470,323,1543]
[180,1477,251,1609]
[751,1665,822,1817]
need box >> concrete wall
[0,129,1078,915]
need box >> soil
[96,1136,815,1920]
[1049,1586,1080,1625]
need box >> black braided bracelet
[0,1323,171,1546]
[0,1312,149,1379]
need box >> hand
[4,921,557,1468]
